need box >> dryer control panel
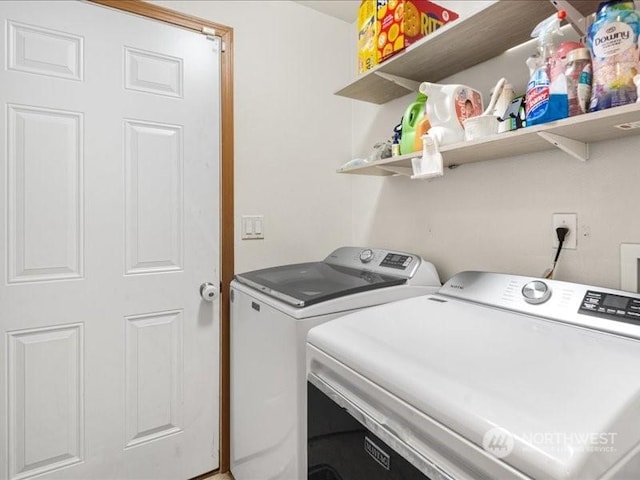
[579,290,640,323]
[439,271,640,340]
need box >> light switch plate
[241,215,264,240]
[621,243,640,292]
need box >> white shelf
[336,0,599,105]
[337,103,640,176]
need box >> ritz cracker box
[403,0,459,48]
[359,0,460,73]
[377,0,405,62]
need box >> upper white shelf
[337,103,640,176]
[336,0,600,104]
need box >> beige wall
[156,1,354,273]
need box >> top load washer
[230,247,441,480]
[307,271,640,480]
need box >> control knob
[359,249,374,264]
[522,281,552,304]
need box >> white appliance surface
[231,247,441,480]
[307,271,640,480]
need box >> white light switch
[241,215,265,240]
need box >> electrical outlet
[552,213,577,249]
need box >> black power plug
[545,227,570,279]
[553,227,569,264]
[556,227,569,244]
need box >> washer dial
[522,281,552,304]
[359,249,374,264]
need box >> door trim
[88,1,234,473]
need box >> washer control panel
[579,290,640,322]
[324,247,427,280]
[379,252,413,270]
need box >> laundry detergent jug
[400,93,427,155]
[418,82,483,146]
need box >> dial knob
[522,281,551,304]
[359,249,374,264]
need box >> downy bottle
[526,12,569,126]
[588,0,640,111]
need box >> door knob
[200,282,217,301]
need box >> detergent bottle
[526,11,568,126]
[399,93,427,155]
[418,82,483,146]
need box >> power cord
[544,227,569,279]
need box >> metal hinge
[202,26,225,52]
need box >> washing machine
[230,247,441,480]
[307,271,640,480]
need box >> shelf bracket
[373,72,420,94]
[537,131,589,161]
[376,165,414,176]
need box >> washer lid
[307,292,640,480]
[234,261,406,307]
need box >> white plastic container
[418,82,483,146]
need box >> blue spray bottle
[526,11,569,126]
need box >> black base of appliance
[308,382,432,480]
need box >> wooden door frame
[89,0,234,474]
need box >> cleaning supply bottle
[492,82,515,133]
[587,0,640,111]
[418,82,483,146]
[526,11,568,126]
[400,93,427,155]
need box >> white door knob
[200,282,217,301]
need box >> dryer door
[307,382,435,480]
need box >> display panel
[579,290,640,323]
[380,253,412,270]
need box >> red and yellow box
[376,0,405,63]
[403,0,459,48]
[358,0,378,74]
[358,0,459,73]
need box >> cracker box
[358,0,378,74]
[376,0,405,63]
[403,0,459,48]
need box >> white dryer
[230,247,441,480]
[308,271,640,480]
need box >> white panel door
[0,2,220,479]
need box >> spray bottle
[525,11,568,126]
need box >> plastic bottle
[565,48,592,116]
[418,82,483,145]
[526,11,569,126]
[492,82,515,133]
[587,0,640,111]
[400,93,427,155]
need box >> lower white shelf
[337,103,640,177]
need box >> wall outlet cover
[552,213,577,249]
